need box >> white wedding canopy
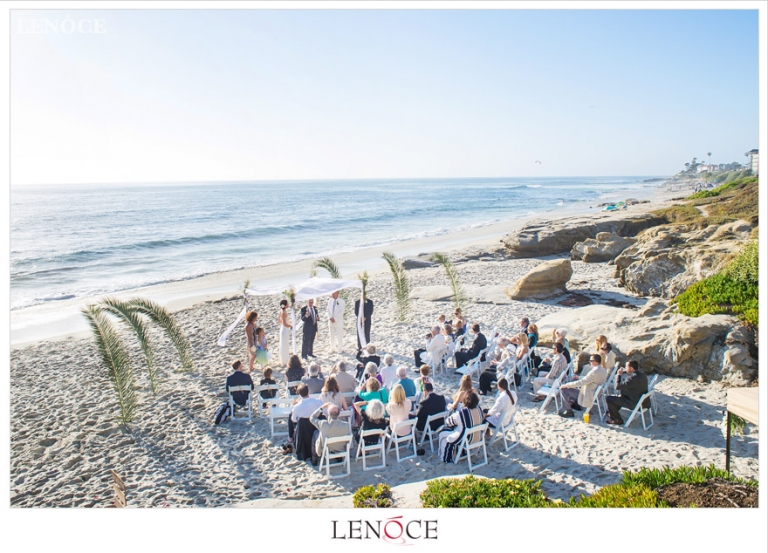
[217,277,366,353]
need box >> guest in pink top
[386,384,413,436]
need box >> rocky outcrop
[505,259,573,300]
[536,300,757,385]
[410,285,513,304]
[615,221,753,298]
[503,212,664,258]
[571,232,635,263]
[401,257,437,270]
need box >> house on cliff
[745,148,759,175]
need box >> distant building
[745,149,759,176]
[697,164,718,173]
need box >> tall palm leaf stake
[82,305,137,426]
[312,256,351,319]
[81,297,194,425]
[382,251,410,321]
[431,253,466,311]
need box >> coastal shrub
[620,464,757,489]
[568,484,663,508]
[674,241,758,327]
[652,204,702,224]
[353,484,394,508]
[419,475,551,508]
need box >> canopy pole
[725,410,732,474]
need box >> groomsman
[354,296,374,350]
[301,299,319,359]
[327,291,345,354]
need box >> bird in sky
[535,160,542,164]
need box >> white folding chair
[418,410,450,452]
[337,409,354,434]
[624,390,655,430]
[456,352,483,384]
[428,345,447,377]
[590,383,607,420]
[538,370,568,414]
[254,383,280,418]
[604,362,621,396]
[386,419,418,462]
[355,428,387,471]
[268,397,293,437]
[489,408,519,452]
[227,385,253,421]
[318,435,352,479]
[454,423,489,471]
[647,374,659,415]
[285,380,303,398]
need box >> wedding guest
[559,353,607,418]
[258,367,278,401]
[454,323,487,369]
[532,343,568,401]
[254,327,270,369]
[439,390,483,463]
[527,322,539,349]
[310,403,350,462]
[380,354,398,389]
[245,310,259,372]
[386,384,413,437]
[450,308,467,336]
[285,354,306,395]
[396,367,417,398]
[318,376,348,411]
[484,377,517,429]
[226,360,254,408]
[605,360,649,425]
[413,326,444,368]
[355,344,381,380]
[288,384,322,442]
[356,378,389,409]
[301,362,325,394]
[449,374,474,411]
[415,383,447,433]
[330,361,357,394]
[354,399,388,445]
[518,317,530,335]
[416,365,431,394]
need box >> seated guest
[301,362,325,394]
[559,353,607,418]
[226,360,254,407]
[484,377,517,429]
[288,384,323,444]
[360,361,382,387]
[330,361,357,394]
[479,338,513,395]
[379,354,399,389]
[437,314,447,326]
[450,308,467,335]
[258,368,278,401]
[357,377,389,408]
[355,344,381,379]
[605,360,649,425]
[537,328,571,374]
[415,382,447,433]
[310,403,351,463]
[386,384,413,436]
[598,342,616,372]
[518,316,530,335]
[416,365,431,394]
[354,398,388,445]
[532,343,568,401]
[285,354,306,395]
[454,323,487,369]
[449,374,474,411]
[438,389,484,463]
[395,366,417,398]
[319,376,348,411]
[413,326,445,368]
[442,323,456,342]
[527,322,539,349]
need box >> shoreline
[10,186,678,348]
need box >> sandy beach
[9,188,759,509]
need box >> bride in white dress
[278,299,292,366]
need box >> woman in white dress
[278,299,292,366]
[484,377,517,429]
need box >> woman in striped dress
[438,390,484,463]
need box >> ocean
[10,176,661,311]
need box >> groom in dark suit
[301,299,319,359]
[354,296,374,350]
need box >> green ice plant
[431,252,466,311]
[82,297,194,425]
[382,251,410,322]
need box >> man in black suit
[606,360,649,425]
[354,296,374,349]
[454,323,487,369]
[300,299,319,359]
[225,360,254,407]
[415,383,447,433]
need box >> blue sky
[10,8,761,185]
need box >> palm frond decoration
[382,251,410,321]
[82,305,138,425]
[357,271,370,299]
[127,298,194,372]
[312,256,341,278]
[99,297,158,393]
[431,252,466,310]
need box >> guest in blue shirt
[396,366,417,397]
